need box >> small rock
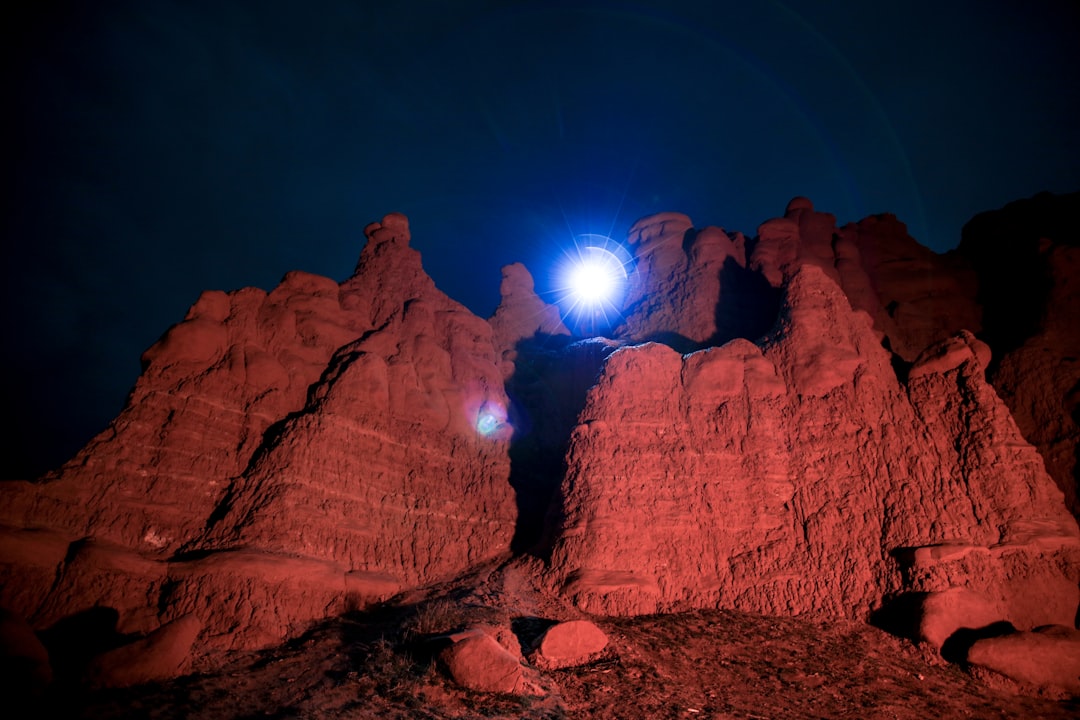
[531,620,608,669]
[83,614,202,689]
[0,608,52,699]
[439,626,541,695]
[966,625,1080,694]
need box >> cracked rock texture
[1,195,1078,695]
[0,214,516,653]
[548,201,1080,639]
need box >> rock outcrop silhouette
[958,192,1080,518]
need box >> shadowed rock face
[957,191,1080,519]
[751,198,982,362]
[487,263,613,554]
[1,196,1078,688]
[615,213,779,352]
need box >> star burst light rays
[555,233,634,335]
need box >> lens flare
[476,412,500,436]
[475,401,508,438]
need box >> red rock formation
[488,262,569,376]
[958,192,1080,519]
[615,213,775,351]
[188,289,517,591]
[546,256,1080,635]
[965,625,1080,695]
[0,214,517,655]
[835,214,981,361]
[751,198,981,361]
[1,269,365,556]
[2,195,1078,692]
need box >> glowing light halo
[567,246,625,306]
[474,400,509,438]
[554,233,634,334]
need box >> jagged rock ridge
[0,195,1077,696]
[0,214,516,652]
[546,200,1078,642]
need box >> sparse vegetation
[355,637,419,696]
[402,597,506,641]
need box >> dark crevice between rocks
[510,616,557,656]
[709,255,783,348]
[634,331,700,354]
[869,593,1021,668]
[37,606,130,686]
[940,621,1017,665]
[505,334,615,556]
[868,591,927,642]
[883,335,912,384]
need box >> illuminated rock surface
[966,624,1080,695]
[548,261,1080,627]
[437,625,543,695]
[0,213,516,653]
[529,619,609,669]
[1,195,1078,704]
[488,262,569,374]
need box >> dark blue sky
[3,0,1078,478]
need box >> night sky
[3,0,1078,479]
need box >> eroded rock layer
[548,230,1079,634]
[1,195,1078,686]
[0,214,517,652]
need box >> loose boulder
[82,614,202,689]
[966,625,1080,695]
[912,587,1007,651]
[530,619,608,669]
[438,626,541,695]
[0,608,52,700]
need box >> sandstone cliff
[544,198,1079,654]
[0,214,517,651]
[547,260,1079,635]
[1,196,1077,688]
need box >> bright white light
[553,235,634,335]
[564,246,628,310]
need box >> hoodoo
[1,195,1078,701]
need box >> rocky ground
[29,560,1080,720]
